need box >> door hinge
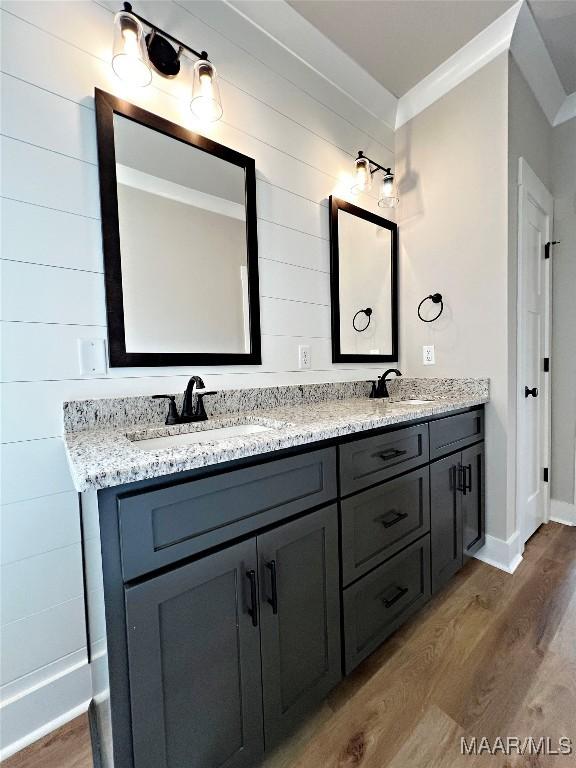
[544,241,560,259]
[543,467,549,483]
[544,357,550,373]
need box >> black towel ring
[417,293,443,323]
[352,307,372,332]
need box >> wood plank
[2,714,92,768]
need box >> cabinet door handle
[246,570,258,627]
[457,464,466,495]
[465,464,473,493]
[379,509,409,528]
[380,585,409,608]
[265,560,278,615]
[375,448,408,462]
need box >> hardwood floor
[6,522,575,768]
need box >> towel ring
[417,293,443,323]
[352,307,372,332]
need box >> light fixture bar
[122,1,208,61]
[356,150,392,177]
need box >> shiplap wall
[0,0,394,755]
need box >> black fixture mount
[417,293,444,323]
[152,377,217,424]
[122,1,209,76]
[352,307,372,333]
[369,368,402,399]
[355,150,393,179]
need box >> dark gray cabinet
[258,505,341,748]
[341,467,430,585]
[430,454,463,593]
[125,538,264,768]
[430,442,485,592]
[91,406,485,768]
[462,443,486,560]
[339,423,429,495]
[342,536,431,673]
[125,505,341,767]
[119,448,337,580]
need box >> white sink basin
[131,424,272,451]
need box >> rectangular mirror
[329,197,398,362]
[95,89,261,367]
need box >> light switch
[79,338,107,376]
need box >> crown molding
[223,0,398,133]
[554,91,576,126]
[186,0,574,134]
[395,1,522,129]
[510,1,567,125]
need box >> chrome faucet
[153,376,217,424]
[369,368,402,399]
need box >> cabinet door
[258,505,341,748]
[461,443,485,559]
[430,454,463,593]
[125,539,264,768]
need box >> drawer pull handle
[265,560,278,615]
[247,570,258,627]
[381,585,409,608]
[375,448,408,462]
[380,510,409,528]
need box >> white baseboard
[474,530,523,574]
[0,659,91,760]
[550,498,576,527]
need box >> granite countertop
[64,379,489,492]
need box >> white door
[517,159,553,546]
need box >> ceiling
[530,1,576,93]
[287,0,516,97]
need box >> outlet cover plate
[298,344,311,369]
[423,345,435,365]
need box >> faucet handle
[366,380,378,399]
[192,390,217,422]
[152,395,180,425]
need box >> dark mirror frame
[94,88,261,367]
[329,196,399,363]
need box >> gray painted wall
[396,54,510,540]
[551,117,576,504]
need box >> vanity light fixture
[112,2,223,121]
[351,151,399,208]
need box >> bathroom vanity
[66,380,487,768]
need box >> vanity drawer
[341,467,430,586]
[342,536,431,673]
[339,423,429,496]
[429,409,484,460]
[118,447,337,581]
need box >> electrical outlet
[423,345,435,365]
[79,338,107,376]
[298,344,311,370]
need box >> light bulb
[112,11,152,87]
[351,155,372,193]
[191,59,223,122]
[378,172,399,208]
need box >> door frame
[516,157,553,546]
